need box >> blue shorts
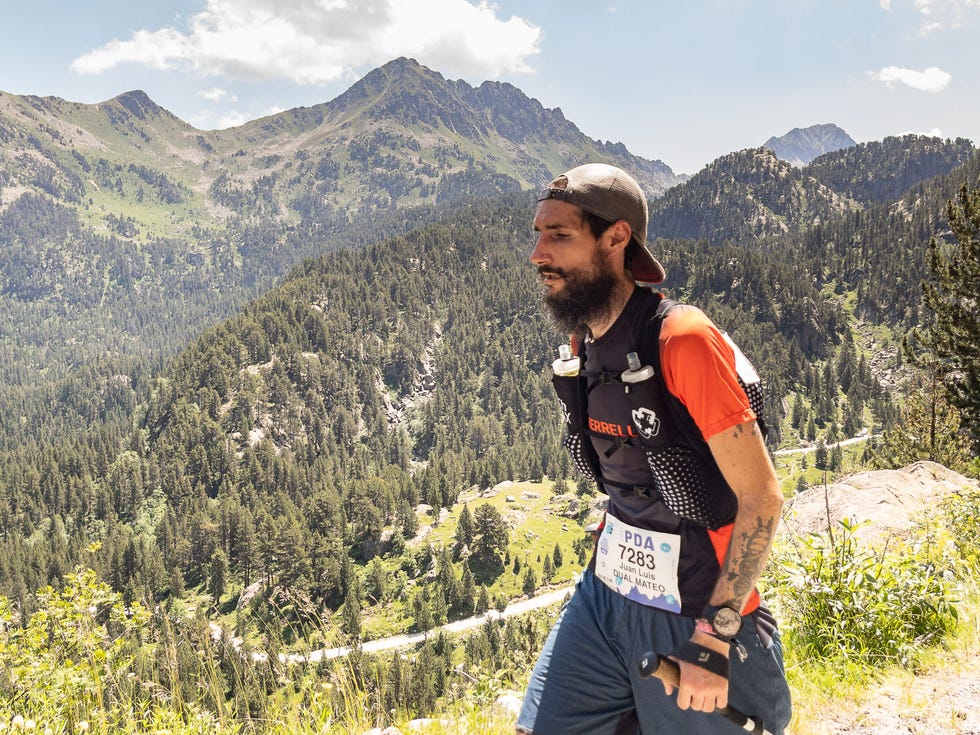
[517,570,792,735]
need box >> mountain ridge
[764,122,856,167]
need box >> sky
[2,0,978,175]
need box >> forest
[3,141,979,623]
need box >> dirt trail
[799,643,980,734]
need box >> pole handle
[638,651,680,687]
[637,652,774,735]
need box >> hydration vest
[552,292,767,531]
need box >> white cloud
[911,0,980,32]
[880,0,892,9]
[216,110,251,128]
[868,65,952,91]
[70,0,541,84]
[200,86,237,102]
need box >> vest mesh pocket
[563,433,599,483]
[644,446,729,528]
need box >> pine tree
[471,503,509,561]
[814,440,828,471]
[522,566,537,595]
[919,183,980,455]
[542,554,554,583]
[341,584,362,642]
[476,585,490,614]
[454,504,473,548]
[871,372,972,471]
[208,548,228,606]
[459,564,476,615]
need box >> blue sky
[2,0,978,175]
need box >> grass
[786,583,979,735]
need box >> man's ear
[604,220,633,253]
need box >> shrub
[771,518,958,669]
[942,486,980,576]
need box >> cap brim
[630,245,666,284]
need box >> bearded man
[516,163,792,735]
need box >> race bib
[594,514,682,613]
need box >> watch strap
[671,640,730,680]
[695,617,718,637]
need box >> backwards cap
[537,163,666,284]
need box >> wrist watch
[698,604,743,639]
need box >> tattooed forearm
[723,514,777,604]
[706,419,783,610]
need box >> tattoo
[725,515,775,600]
[729,423,762,440]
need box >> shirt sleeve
[659,304,756,441]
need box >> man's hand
[661,630,731,712]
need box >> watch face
[713,607,743,637]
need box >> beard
[540,249,620,335]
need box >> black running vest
[552,288,767,615]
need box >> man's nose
[530,235,548,266]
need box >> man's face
[531,199,619,334]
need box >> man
[516,163,792,734]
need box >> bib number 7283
[595,515,682,613]
[619,543,657,569]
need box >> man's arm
[706,420,783,609]
[668,419,783,713]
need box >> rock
[781,461,978,546]
[406,718,445,731]
[236,581,264,611]
[494,692,524,718]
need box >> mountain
[0,57,682,244]
[648,147,857,243]
[803,134,977,204]
[764,123,856,167]
[0,57,683,446]
[648,136,978,245]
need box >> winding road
[210,585,574,665]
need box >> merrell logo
[588,417,638,438]
[698,652,711,663]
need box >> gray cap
[537,163,666,284]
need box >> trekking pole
[638,652,774,735]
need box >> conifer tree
[919,183,980,456]
[454,503,473,548]
[542,554,554,583]
[208,548,228,606]
[871,372,972,472]
[341,583,362,642]
[459,564,476,616]
[522,566,537,595]
[471,503,509,561]
[476,585,490,614]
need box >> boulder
[781,461,978,546]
